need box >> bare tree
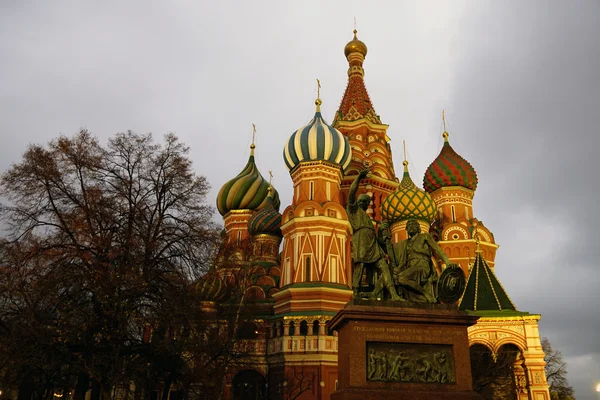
[541,337,575,400]
[270,366,316,400]
[470,344,519,400]
[0,130,219,400]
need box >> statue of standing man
[347,167,401,300]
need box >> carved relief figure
[366,346,455,384]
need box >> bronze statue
[385,219,452,303]
[347,167,401,300]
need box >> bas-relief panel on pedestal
[366,342,456,384]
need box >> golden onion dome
[344,29,367,58]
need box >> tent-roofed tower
[460,244,550,399]
[332,30,399,221]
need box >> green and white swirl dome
[216,153,280,216]
[283,111,352,172]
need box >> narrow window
[326,182,331,201]
[309,181,314,200]
[451,205,456,223]
[330,257,338,283]
[465,206,469,221]
[305,257,311,281]
[237,231,242,245]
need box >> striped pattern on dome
[248,195,282,236]
[283,111,351,172]
[424,139,478,193]
[216,154,281,216]
[381,169,437,224]
[197,272,229,302]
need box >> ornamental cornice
[224,209,253,216]
[280,217,351,232]
[334,118,389,134]
[289,160,344,177]
[475,315,541,323]
[431,186,475,197]
[434,196,473,207]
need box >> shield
[436,264,466,304]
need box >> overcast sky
[1,1,599,398]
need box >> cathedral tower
[275,91,354,315]
[332,30,399,221]
[217,135,281,245]
[424,124,498,272]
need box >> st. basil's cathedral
[205,31,551,400]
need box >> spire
[459,248,518,313]
[403,140,409,174]
[315,78,322,113]
[399,140,413,188]
[251,123,256,156]
[335,30,380,125]
[442,110,449,143]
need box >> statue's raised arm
[348,166,370,206]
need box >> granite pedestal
[329,300,481,399]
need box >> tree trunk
[90,380,101,400]
[17,375,33,400]
[74,372,90,400]
[161,377,173,400]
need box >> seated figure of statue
[384,219,452,303]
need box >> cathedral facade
[210,31,550,400]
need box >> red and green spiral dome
[423,132,478,193]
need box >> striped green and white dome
[217,144,280,216]
[283,101,351,172]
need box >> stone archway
[470,343,521,400]
[232,370,266,400]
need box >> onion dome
[381,161,437,224]
[344,29,367,58]
[248,188,282,236]
[196,271,229,302]
[217,142,281,216]
[424,132,478,193]
[283,96,352,172]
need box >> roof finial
[442,110,449,142]
[354,16,357,32]
[250,123,256,155]
[315,78,322,112]
[268,170,273,195]
[402,140,409,171]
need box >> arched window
[313,320,320,335]
[299,320,308,336]
[288,321,295,336]
[232,370,266,400]
[236,322,258,340]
